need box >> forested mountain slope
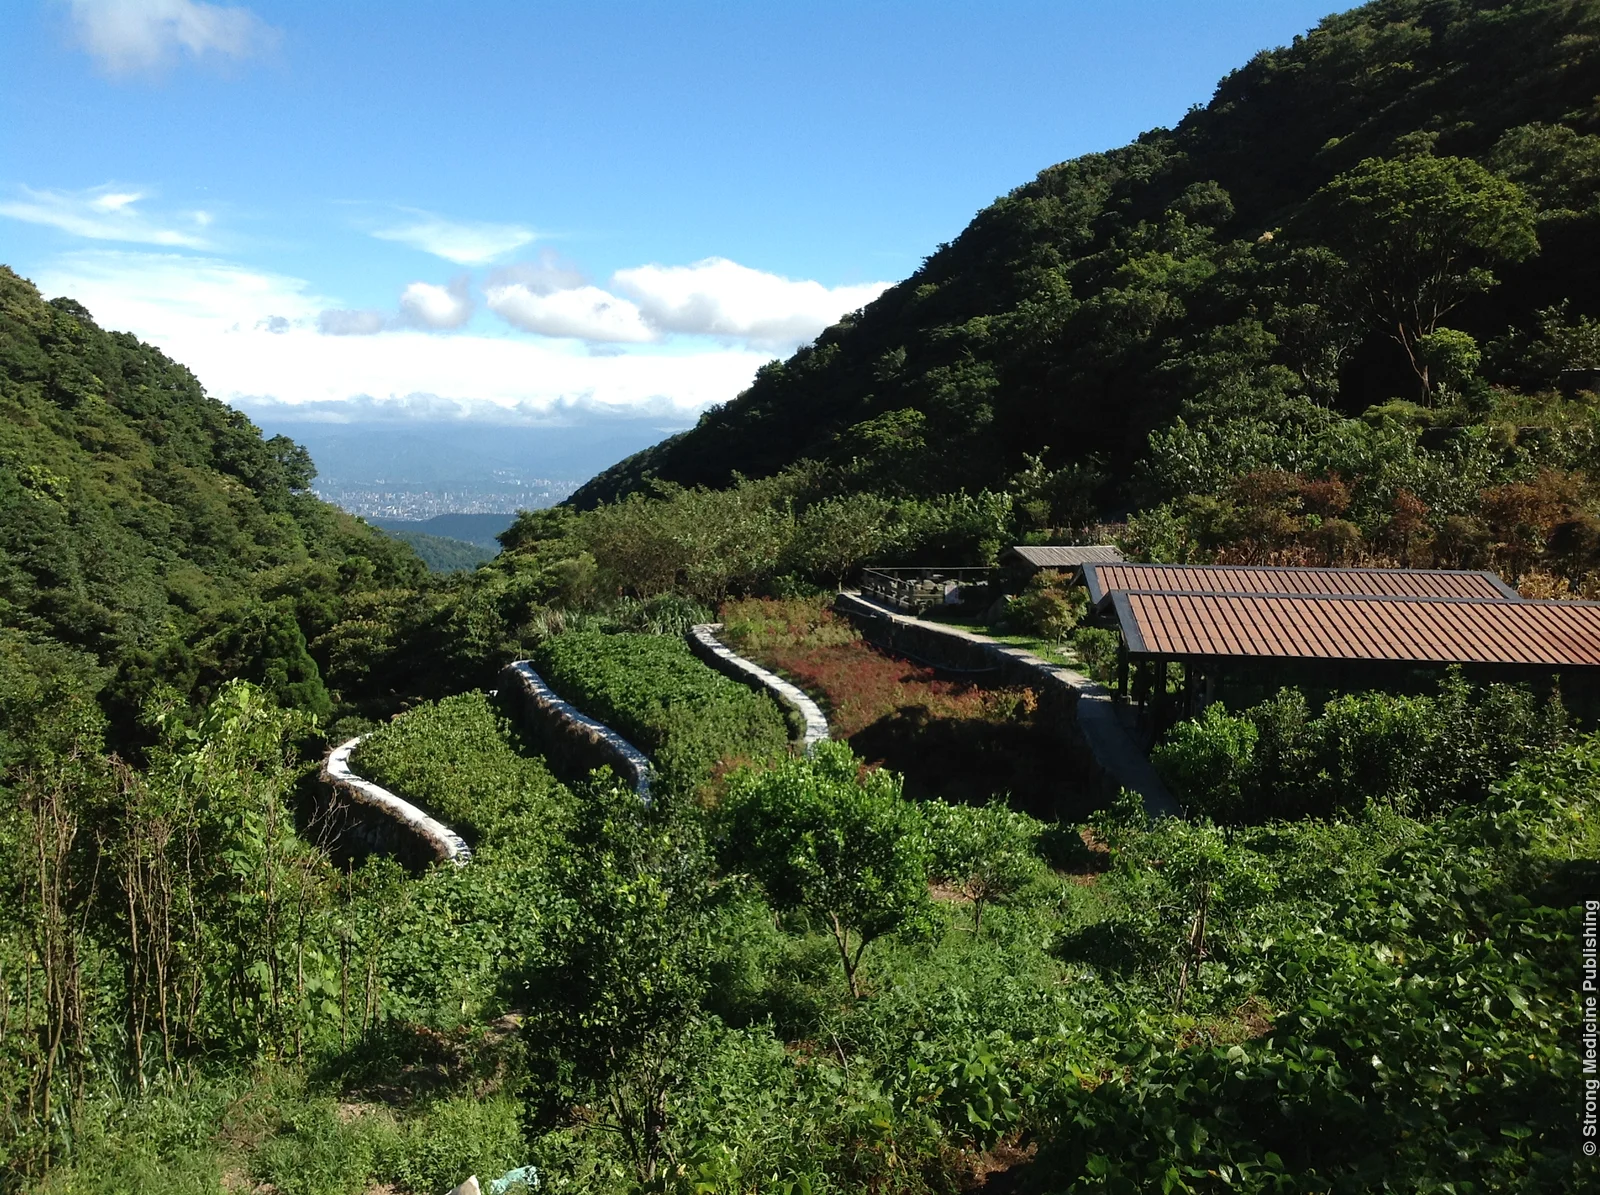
[573,0,1600,511]
[0,266,422,737]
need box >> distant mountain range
[367,513,517,550]
[252,418,688,519]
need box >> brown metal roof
[1006,544,1125,569]
[1113,591,1600,667]
[1082,562,1517,606]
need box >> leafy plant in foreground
[718,742,931,998]
[922,800,1043,933]
[524,782,714,1188]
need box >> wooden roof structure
[1112,590,1600,669]
[1004,544,1124,570]
[1082,562,1517,608]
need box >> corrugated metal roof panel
[1083,562,1517,605]
[1113,591,1600,667]
[1007,544,1125,568]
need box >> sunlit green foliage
[1152,672,1569,821]
[922,800,1043,933]
[718,742,932,997]
[0,266,421,737]
[533,631,789,795]
[352,690,569,843]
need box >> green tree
[1309,154,1538,400]
[921,801,1041,933]
[256,605,333,719]
[718,742,930,998]
[526,782,712,1186]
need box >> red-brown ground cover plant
[719,596,1091,817]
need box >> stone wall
[322,736,473,868]
[687,623,830,753]
[833,591,1176,816]
[501,660,654,800]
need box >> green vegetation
[718,743,933,997]
[0,267,422,739]
[379,528,495,573]
[4,1,1599,1189]
[1152,671,1569,821]
[352,690,567,842]
[1037,760,1592,1191]
[532,630,790,795]
[921,799,1043,933]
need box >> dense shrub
[1070,625,1120,683]
[1152,672,1568,821]
[1037,740,1600,1192]
[921,800,1045,932]
[351,690,571,843]
[717,743,932,997]
[532,631,789,795]
[346,693,576,1027]
[996,571,1088,642]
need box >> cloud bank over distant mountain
[7,179,888,426]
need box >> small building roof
[1081,562,1518,607]
[1004,544,1124,570]
[1112,590,1600,668]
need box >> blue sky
[0,0,1337,427]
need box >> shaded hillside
[573,0,1600,510]
[379,528,496,572]
[370,512,516,549]
[0,266,422,736]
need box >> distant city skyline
[2,1,1334,433]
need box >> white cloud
[373,212,536,265]
[318,309,387,336]
[65,0,279,76]
[480,254,893,348]
[399,278,472,329]
[34,249,767,421]
[614,257,890,346]
[0,184,211,248]
[39,249,325,331]
[488,251,586,295]
[486,282,656,343]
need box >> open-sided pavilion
[1077,562,1600,731]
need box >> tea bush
[1036,744,1598,1192]
[351,690,571,843]
[533,631,789,795]
[346,693,576,1027]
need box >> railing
[859,567,993,614]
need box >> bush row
[532,630,791,796]
[351,690,572,845]
[1152,671,1568,821]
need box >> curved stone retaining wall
[834,591,1176,817]
[501,660,654,800]
[687,623,830,753]
[323,736,474,867]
